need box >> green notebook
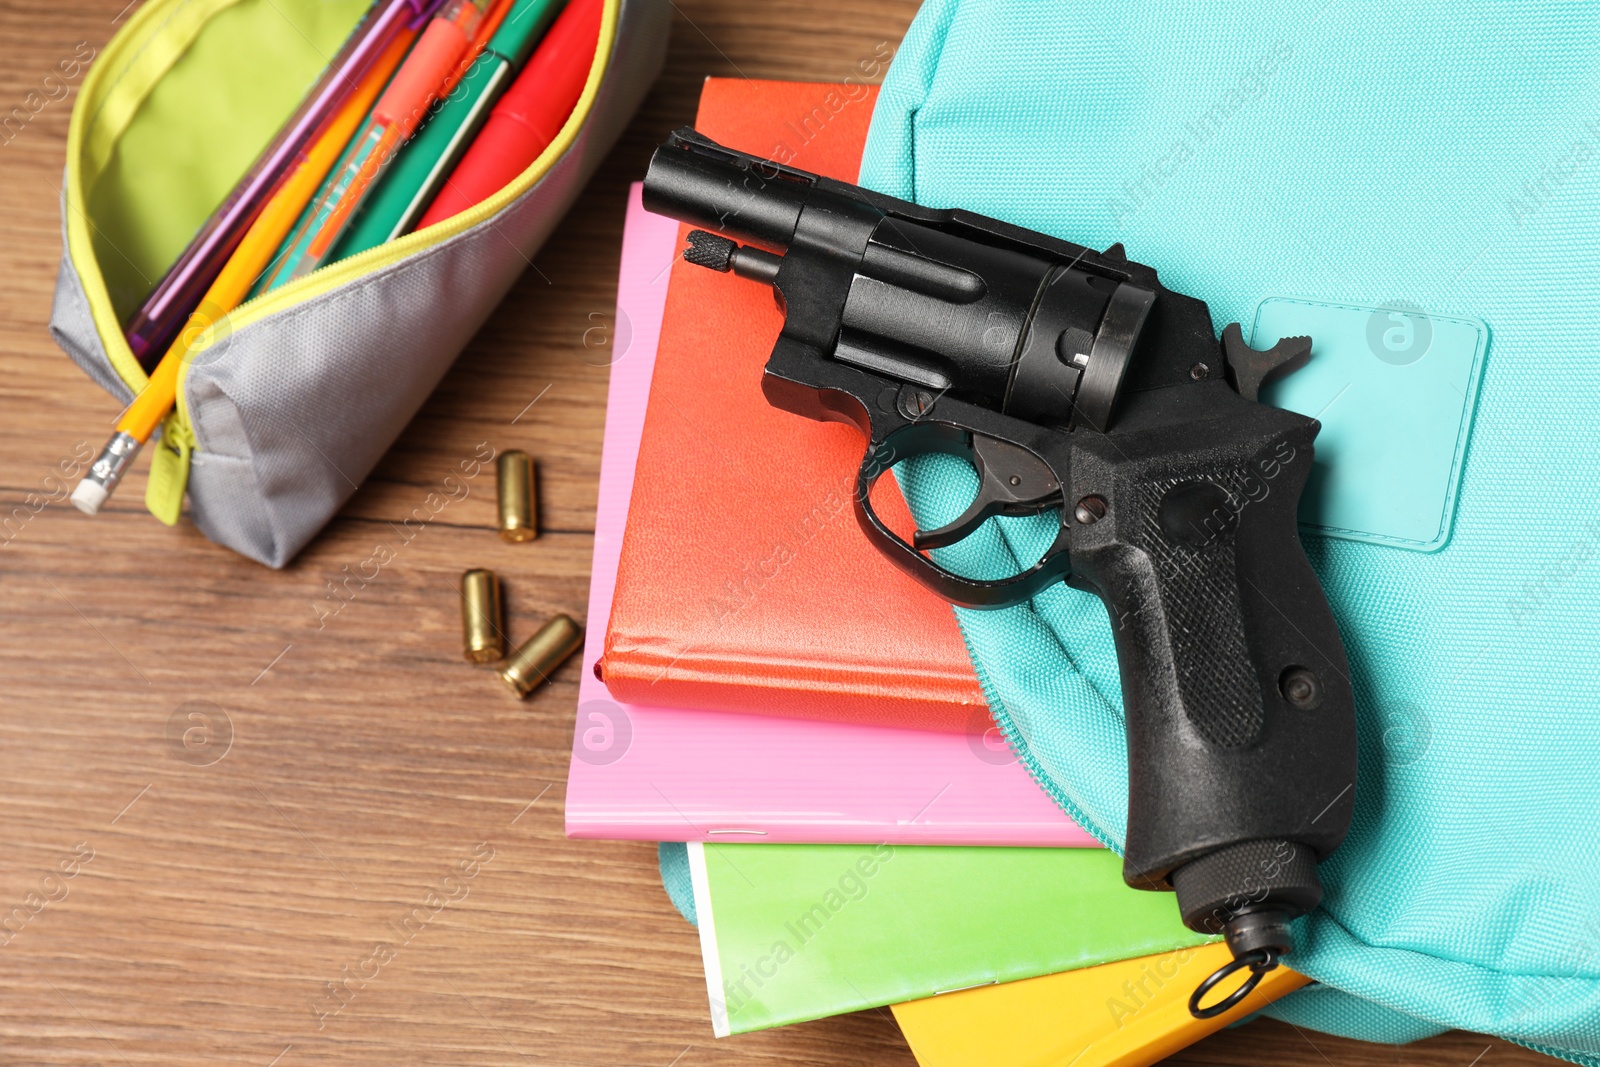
[686,842,1213,1036]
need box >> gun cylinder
[840,223,1058,406]
[829,218,1151,428]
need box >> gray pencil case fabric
[51,0,669,566]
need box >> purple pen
[122,0,447,371]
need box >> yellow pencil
[72,30,415,515]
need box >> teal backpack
[857,0,1600,1060]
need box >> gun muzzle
[642,134,810,249]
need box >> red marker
[418,0,602,226]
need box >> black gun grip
[1141,474,1268,748]
[1067,406,1356,908]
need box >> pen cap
[483,0,566,67]
[373,0,487,131]
[405,0,452,29]
[491,0,600,134]
[416,0,602,227]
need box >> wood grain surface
[0,0,1556,1064]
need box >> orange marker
[271,0,491,286]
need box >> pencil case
[50,0,669,567]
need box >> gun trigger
[1221,323,1312,403]
[912,436,1060,551]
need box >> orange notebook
[599,80,987,732]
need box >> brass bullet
[499,614,583,698]
[460,569,505,663]
[497,450,537,542]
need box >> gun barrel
[642,140,809,248]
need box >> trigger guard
[854,423,1073,610]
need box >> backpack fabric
[859,2,1600,1060]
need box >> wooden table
[0,0,1555,1063]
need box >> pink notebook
[562,186,1095,847]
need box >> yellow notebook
[892,942,1308,1067]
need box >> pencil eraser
[70,479,108,515]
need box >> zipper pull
[144,412,195,526]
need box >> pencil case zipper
[64,0,620,520]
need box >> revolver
[642,128,1357,1014]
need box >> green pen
[332,0,567,259]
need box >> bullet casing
[460,569,506,663]
[497,450,538,542]
[500,614,583,697]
